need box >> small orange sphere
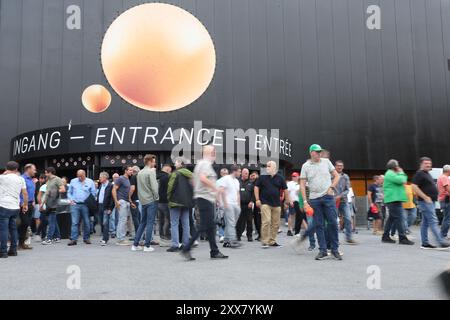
[306,207,314,217]
[81,85,112,113]
[101,3,216,112]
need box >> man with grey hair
[438,165,450,239]
[98,172,114,246]
[412,157,449,249]
[381,160,414,245]
[67,169,96,246]
[255,160,290,248]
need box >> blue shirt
[68,178,96,203]
[20,173,35,204]
[98,182,108,204]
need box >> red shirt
[437,174,450,202]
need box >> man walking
[286,172,300,237]
[18,163,36,250]
[42,167,64,245]
[98,172,114,246]
[67,170,96,246]
[218,165,242,248]
[0,161,27,258]
[236,168,255,242]
[412,158,449,249]
[167,157,193,252]
[381,160,414,245]
[132,155,159,252]
[335,160,357,245]
[367,175,384,235]
[128,166,141,238]
[438,165,450,240]
[157,164,172,243]
[181,145,228,261]
[300,144,342,260]
[254,160,290,249]
[113,166,134,246]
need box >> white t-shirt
[347,187,354,203]
[0,173,26,210]
[287,181,299,202]
[217,175,240,206]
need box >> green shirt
[383,169,408,203]
[137,166,159,205]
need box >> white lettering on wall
[366,5,381,30]
[66,5,81,30]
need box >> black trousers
[294,201,306,235]
[383,202,406,239]
[18,204,34,244]
[253,206,261,237]
[184,198,219,256]
[236,204,253,238]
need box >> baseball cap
[309,144,322,153]
[291,172,299,178]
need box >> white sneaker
[219,236,225,243]
[42,239,52,245]
[34,235,42,243]
[131,245,143,251]
[143,246,154,252]
[285,222,288,227]
[100,240,107,246]
[193,240,199,247]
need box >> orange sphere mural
[101,3,216,112]
[81,85,112,113]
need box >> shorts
[33,205,41,219]
[288,207,296,216]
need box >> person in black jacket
[166,158,193,252]
[98,172,114,246]
[157,164,172,242]
[236,168,255,242]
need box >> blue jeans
[130,201,141,234]
[134,201,158,247]
[170,207,190,248]
[218,226,225,237]
[102,209,113,242]
[440,201,450,238]
[418,201,445,246]
[405,208,417,231]
[306,215,316,248]
[310,195,339,253]
[0,207,19,254]
[47,211,60,240]
[70,204,90,241]
[110,208,116,233]
[338,201,353,241]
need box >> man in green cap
[300,144,341,260]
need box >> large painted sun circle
[101,3,216,112]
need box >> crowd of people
[1,144,449,261]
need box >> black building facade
[0,0,449,176]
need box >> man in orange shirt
[438,165,450,239]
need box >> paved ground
[1,225,449,300]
